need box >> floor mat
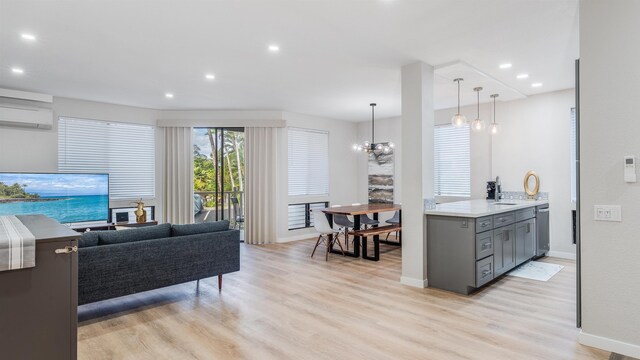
[507,261,564,281]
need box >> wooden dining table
[320,203,402,261]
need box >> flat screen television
[0,172,109,224]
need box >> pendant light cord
[371,103,375,145]
[477,89,480,118]
[457,80,461,114]
[493,95,496,124]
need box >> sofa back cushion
[171,220,230,237]
[98,223,172,245]
[78,231,100,248]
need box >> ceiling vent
[0,88,53,130]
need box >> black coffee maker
[486,181,496,200]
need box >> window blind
[288,128,329,196]
[434,124,471,197]
[58,117,156,200]
[570,108,577,202]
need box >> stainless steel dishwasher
[536,204,550,256]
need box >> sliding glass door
[193,128,245,237]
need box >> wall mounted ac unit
[0,88,53,129]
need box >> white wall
[277,112,360,242]
[492,89,576,257]
[578,0,640,357]
[0,97,164,220]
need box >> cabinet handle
[481,222,488,227]
[526,223,531,233]
[55,246,78,254]
[482,269,492,277]
[481,242,491,250]
[504,231,510,241]
[498,217,504,222]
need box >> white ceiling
[0,0,579,121]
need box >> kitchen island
[425,199,549,295]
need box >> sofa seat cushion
[98,223,172,245]
[78,231,100,248]
[171,220,230,237]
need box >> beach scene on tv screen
[0,173,109,223]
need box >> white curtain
[163,127,194,224]
[245,127,278,244]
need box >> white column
[400,62,434,288]
[578,0,640,357]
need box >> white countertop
[424,199,549,218]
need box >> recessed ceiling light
[268,45,280,52]
[516,74,529,79]
[11,68,24,74]
[499,63,512,69]
[165,93,174,98]
[531,83,543,88]
[205,74,215,80]
[21,33,36,41]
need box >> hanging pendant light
[352,103,394,154]
[471,87,484,132]
[488,93,499,135]
[451,78,467,127]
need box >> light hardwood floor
[78,239,609,360]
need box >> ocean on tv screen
[0,173,109,223]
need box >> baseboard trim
[546,251,576,260]
[579,330,640,358]
[400,276,428,288]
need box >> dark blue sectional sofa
[77,220,240,305]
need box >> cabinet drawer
[493,211,515,227]
[475,216,493,233]
[475,231,494,260]
[476,255,494,287]
[516,207,536,222]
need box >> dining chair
[311,211,345,261]
[331,205,354,250]
[351,203,379,229]
[385,210,401,242]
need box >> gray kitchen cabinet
[493,224,516,276]
[426,201,549,295]
[426,204,547,295]
[515,218,536,266]
[475,255,494,287]
[475,231,494,260]
[493,212,515,227]
[475,216,493,233]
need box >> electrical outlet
[594,205,622,222]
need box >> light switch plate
[594,205,622,222]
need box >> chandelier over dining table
[352,103,395,154]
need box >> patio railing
[194,190,244,224]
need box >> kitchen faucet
[495,176,502,202]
